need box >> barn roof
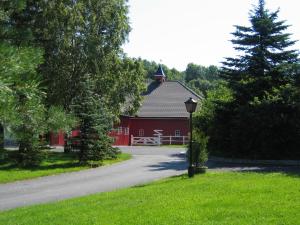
[136,81,202,118]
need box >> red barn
[50,65,201,146]
[111,65,201,146]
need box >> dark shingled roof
[137,81,201,118]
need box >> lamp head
[185,97,198,113]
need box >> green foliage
[185,63,219,83]
[193,82,233,159]
[194,81,233,133]
[188,79,219,97]
[141,59,184,81]
[8,0,136,114]
[0,43,43,124]
[95,57,146,118]
[1,0,144,163]
[222,0,298,103]
[47,106,77,133]
[1,0,143,117]
[199,0,300,159]
[140,59,221,98]
[185,63,221,97]
[71,74,117,164]
[0,0,32,44]
[1,1,82,166]
[0,42,46,166]
[141,59,159,79]
[192,131,208,167]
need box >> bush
[186,131,209,166]
[193,131,208,166]
[11,144,45,167]
[194,82,300,160]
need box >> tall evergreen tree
[222,0,299,104]
[198,0,300,160]
[71,75,117,164]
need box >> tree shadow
[0,150,82,171]
[0,162,81,171]
[146,155,300,178]
[142,81,160,95]
[206,160,300,178]
[148,160,187,171]
[147,154,188,171]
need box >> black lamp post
[185,97,198,178]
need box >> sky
[123,0,300,71]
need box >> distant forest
[140,59,221,97]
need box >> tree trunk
[0,124,4,149]
[64,133,71,153]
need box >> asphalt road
[1,146,299,211]
[0,146,187,211]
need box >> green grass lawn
[0,172,299,225]
[0,149,131,184]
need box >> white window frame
[175,130,181,137]
[138,129,144,137]
[117,127,122,135]
[124,127,129,135]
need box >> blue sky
[123,0,300,71]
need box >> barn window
[138,129,144,137]
[117,127,122,134]
[124,127,129,135]
[175,130,181,137]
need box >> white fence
[131,135,189,146]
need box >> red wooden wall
[129,117,189,137]
[49,130,80,146]
[109,116,131,145]
[49,130,65,146]
[49,116,189,146]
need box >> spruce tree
[222,0,299,104]
[205,0,300,159]
[71,75,118,164]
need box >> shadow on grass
[0,162,81,171]
[206,160,300,178]
[0,150,82,171]
[132,174,188,189]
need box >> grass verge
[0,149,131,184]
[0,172,299,224]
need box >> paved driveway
[2,146,298,211]
[0,146,187,211]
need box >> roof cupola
[154,65,166,83]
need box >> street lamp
[185,97,198,177]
